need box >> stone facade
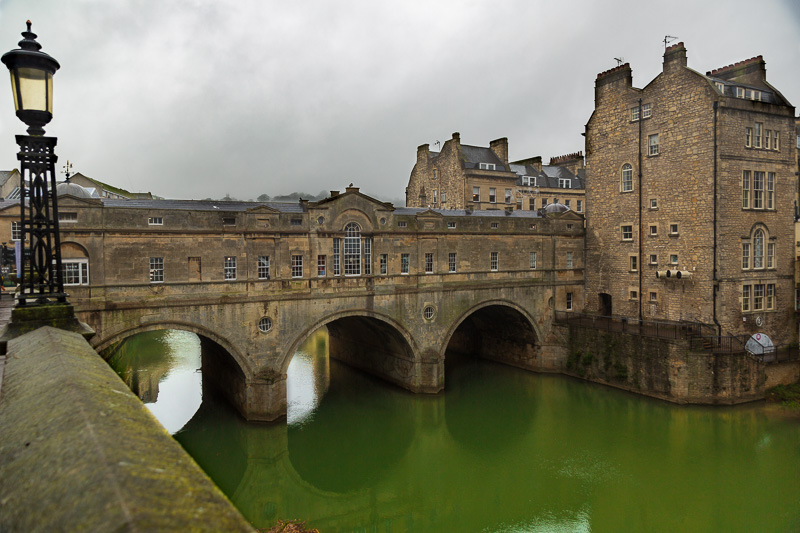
[406,132,586,213]
[585,43,798,347]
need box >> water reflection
[106,329,202,434]
[111,328,800,532]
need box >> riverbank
[766,382,800,412]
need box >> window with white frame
[258,255,270,279]
[642,103,652,119]
[432,189,438,204]
[489,188,496,203]
[344,222,362,276]
[425,252,433,273]
[766,172,774,209]
[649,254,658,265]
[650,291,658,302]
[742,170,751,208]
[742,284,750,311]
[530,252,537,269]
[317,255,326,277]
[491,222,499,229]
[447,221,456,229]
[333,238,341,275]
[148,216,163,225]
[448,252,456,273]
[621,225,633,241]
[441,191,447,204]
[566,251,574,269]
[753,228,765,269]
[291,255,303,278]
[742,243,750,270]
[472,187,480,202]
[479,163,496,170]
[149,257,164,283]
[62,259,89,285]
[669,223,679,235]
[753,171,765,209]
[621,163,633,192]
[364,237,372,275]
[648,134,659,156]
[629,255,637,271]
[60,212,78,223]
[631,106,640,121]
[224,256,237,280]
[380,254,387,275]
[490,251,498,271]
[745,127,752,147]
[767,242,775,269]
[576,200,583,213]
[401,253,409,274]
[505,189,513,204]
[566,292,573,310]
[649,198,658,209]
[559,179,572,189]
[754,123,762,148]
[11,221,20,241]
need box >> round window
[317,216,324,225]
[258,317,273,333]
[423,306,435,320]
[380,217,386,225]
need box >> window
[62,259,89,285]
[650,198,658,209]
[754,284,764,311]
[344,222,361,276]
[401,253,409,274]
[542,198,548,208]
[333,238,341,276]
[773,130,780,151]
[629,255,637,271]
[670,254,678,265]
[479,162,496,170]
[566,252,574,269]
[449,252,456,273]
[258,317,273,333]
[766,172,774,210]
[567,224,573,230]
[742,170,750,208]
[650,291,658,302]
[745,127,752,147]
[290,218,302,226]
[753,171,764,209]
[766,284,775,309]
[753,229,764,269]
[631,106,640,121]
[149,257,164,283]
[767,242,775,269]
[765,130,771,150]
[669,223,679,235]
[60,212,78,223]
[433,168,438,179]
[649,225,658,236]
[398,221,407,228]
[441,192,447,204]
[447,221,456,229]
[742,243,750,269]
[621,225,633,241]
[489,188,497,203]
[222,217,235,226]
[472,187,480,202]
[491,222,499,229]
[736,87,745,98]
[715,82,724,93]
[530,252,537,269]
[364,237,372,275]
[649,254,658,265]
[576,200,583,213]
[505,189,513,204]
[11,221,20,241]
[566,292,573,311]
[148,216,163,225]
[642,103,652,119]
[432,189,437,204]
[380,254,387,275]
[559,179,572,189]
[425,252,433,273]
[258,256,270,279]
[565,200,571,209]
[517,197,523,210]
[742,285,751,311]
[224,256,237,280]
[490,251,498,271]
[291,255,303,278]
[630,290,638,300]
[317,255,326,277]
[423,306,435,320]
[648,134,659,156]
[754,123,762,148]
[621,163,633,192]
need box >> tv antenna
[664,35,678,48]
[62,160,73,181]
[614,57,624,67]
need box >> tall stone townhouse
[584,42,798,347]
[406,133,585,213]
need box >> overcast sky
[0,0,798,203]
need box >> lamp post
[2,21,65,306]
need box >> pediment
[246,204,281,214]
[415,209,443,219]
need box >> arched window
[344,222,362,275]
[753,228,764,269]
[621,164,633,192]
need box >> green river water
[108,329,800,532]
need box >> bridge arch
[442,299,542,370]
[280,309,420,391]
[92,320,252,377]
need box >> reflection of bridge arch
[92,320,251,376]
[281,309,420,374]
[443,300,542,370]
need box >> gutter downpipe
[638,98,643,322]
[713,101,721,337]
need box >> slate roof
[460,145,508,170]
[0,170,18,187]
[509,163,585,190]
[99,198,307,213]
[396,207,543,218]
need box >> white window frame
[648,134,659,156]
[343,222,362,276]
[642,103,652,119]
[448,252,456,273]
[59,212,78,223]
[505,188,513,204]
[559,178,572,189]
[63,258,89,286]
[447,221,456,229]
[489,187,497,203]
[291,254,303,278]
[631,106,640,122]
[566,292,573,311]
[530,252,537,269]
[472,186,480,202]
[566,251,574,269]
[621,225,633,241]
[479,162,496,170]
[401,253,409,274]
[148,216,163,226]
[380,254,387,275]
[424,252,434,274]
[224,256,237,280]
[317,254,326,277]
[576,200,583,213]
[11,221,20,241]
[621,163,633,192]
[490,251,498,272]
[149,257,164,283]
[258,255,270,279]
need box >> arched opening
[444,303,539,374]
[101,326,246,434]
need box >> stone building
[406,132,585,213]
[584,43,798,347]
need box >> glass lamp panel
[16,67,49,112]
[9,71,19,111]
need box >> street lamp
[2,21,65,305]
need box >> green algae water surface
[111,329,800,532]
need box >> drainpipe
[712,101,721,337]
[638,98,643,322]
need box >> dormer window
[521,176,536,187]
[715,82,724,93]
[559,178,572,189]
[479,163,496,170]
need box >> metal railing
[554,311,709,341]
